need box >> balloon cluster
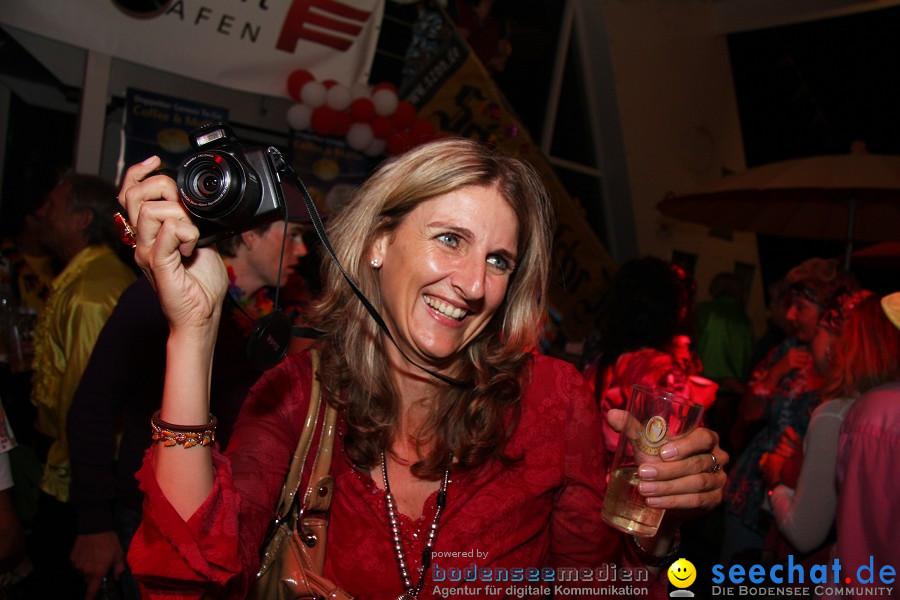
[285,69,438,156]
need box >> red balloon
[287,69,315,102]
[371,115,393,139]
[322,79,338,90]
[311,106,339,136]
[349,97,375,123]
[372,81,398,94]
[387,131,412,155]
[391,101,417,130]
[410,119,436,143]
[333,111,352,136]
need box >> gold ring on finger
[113,210,137,248]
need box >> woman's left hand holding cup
[606,408,727,561]
[606,409,727,514]
[606,407,727,522]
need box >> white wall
[598,0,768,334]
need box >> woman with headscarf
[721,258,852,563]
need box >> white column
[75,50,111,174]
[573,0,638,261]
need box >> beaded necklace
[380,451,451,600]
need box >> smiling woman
[312,139,553,482]
[116,137,728,598]
[371,186,518,363]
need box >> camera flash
[196,129,227,146]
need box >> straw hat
[882,292,900,330]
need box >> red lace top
[129,352,661,598]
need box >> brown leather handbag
[250,350,353,599]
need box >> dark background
[728,5,900,294]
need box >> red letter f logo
[276,0,374,53]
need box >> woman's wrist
[168,314,220,347]
[160,330,217,424]
[629,529,681,567]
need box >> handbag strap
[303,402,337,513]
[275,349,324,519]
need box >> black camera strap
[268,148,471,389]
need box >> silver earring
[370,258,380,268]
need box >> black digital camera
[177,122,287,245]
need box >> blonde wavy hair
[308,137,554,478]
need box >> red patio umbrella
[850,241,900,269]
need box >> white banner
[0,0,384,98]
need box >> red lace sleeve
[544,357,669,599]
[128,352,316,599]
[547,358,622,568]
[129,449,244,597]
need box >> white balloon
[364,137,387,157]
[286,103,313,130]
[346,123,374,150]
[300,81,327,108]
[372,88,399,117]
[326,84,352,111]
[350,82,371,100]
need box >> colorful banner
[0,0,384,98]
[289,131,372,217]
[405,15,617,347]
[119,87,228,181]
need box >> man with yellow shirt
[28,174,135,596]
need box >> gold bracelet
[150,410,217,448]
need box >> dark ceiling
[730,4,900,164]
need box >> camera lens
[176,144,266,231]
[177,152,244,215]
[195,170,221,198]
[186,161,227,205]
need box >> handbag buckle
[299,523,318,548]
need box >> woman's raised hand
[118,156,227,336]
[606,408,728,514]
